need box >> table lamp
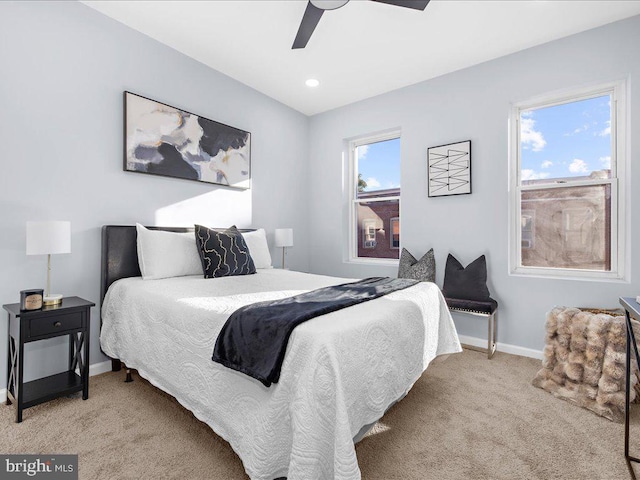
[26,221,71,306]
[274,228,293,269]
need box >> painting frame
[123,91,251,189]
[427,140,472,197]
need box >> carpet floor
[1,349,638,479]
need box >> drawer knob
[53,321,62,328]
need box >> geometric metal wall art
[427,140,472,197]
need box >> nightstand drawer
[29,312,82,338]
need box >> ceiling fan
[292,0,430,49]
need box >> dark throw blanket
[212,277,419,387]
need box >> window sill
[509,267,628,283]
[346,258,399,267]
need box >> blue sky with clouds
[356,95,610,190]
[357,137,401,192]
[520,94,611,181]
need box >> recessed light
[305,78,320,88]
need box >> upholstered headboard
[100,225,254,306]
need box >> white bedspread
[100,269,461,480]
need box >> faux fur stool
[532,306,640,423]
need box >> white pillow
[136,224,203,280]
[242,229,273,269]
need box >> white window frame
[508,80,627,281]
[348,130,401,265]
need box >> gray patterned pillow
[398,248,435,283]
[194,224,256,278]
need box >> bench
[446,297,497,359]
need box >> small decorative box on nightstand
[2,296,94,422]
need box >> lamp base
[43,294,63,306]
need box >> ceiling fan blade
[370,0,430,11]
[292,2,325,49]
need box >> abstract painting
[124,91,251,189]
[427,140,471,197]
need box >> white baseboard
[0,360,114,403]
[458,334,543,360]
[89,360,113,377]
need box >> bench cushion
[445,297,498,315]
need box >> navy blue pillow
[194,225,256,278]
[442,254,490,301]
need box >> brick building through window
[356,188,400,259]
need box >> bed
[99,225,461,480]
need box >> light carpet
[0,349,638,479]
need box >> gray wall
[307,15,640,351]
[0,1,309,382]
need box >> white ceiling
[82,1,640,116]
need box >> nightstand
[2,296,94,422]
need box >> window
[563,208,594,252]
[363,220,377,248]
[510,82,626,279]
[521,210,534,250]
[349,132,401,261]
[390,217,400,249]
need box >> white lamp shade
[274,228,293,248]
[26,221,71,255]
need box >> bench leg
[488,311,497,359]
[451,307,498,359]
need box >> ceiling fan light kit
[310,0,349,10]
[293,0,430,49]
